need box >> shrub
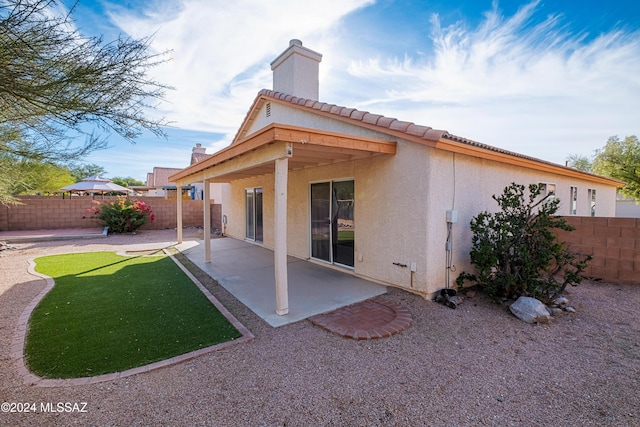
[87,197,154,233]
[456,183,590,304]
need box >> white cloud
[345,1,640,163]
[107,0,374,142]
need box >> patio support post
[274,157,289,315]
[204,178,211,263]
[176,184,183,244]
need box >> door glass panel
[332,180,354,267]
[310,182,331,261]
[245,189,255,240]
[255,188,263,242]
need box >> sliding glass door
[245,188,263,243]
[310,180,354,267]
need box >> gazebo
[60,175,132,197]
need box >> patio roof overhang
[170,123,396,318]
[169,123,397,185]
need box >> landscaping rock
[553,296,569,306]
[549,307,564,316]
[509,296,551,323]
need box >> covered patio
[170,122,396,318]
[179,237,387,327]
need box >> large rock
[509,296,551,323]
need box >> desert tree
[0,0,171,203]
[456,183,590,304]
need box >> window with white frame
[570,186,578,215]
[539,182,556,202]
[588,189,596,217]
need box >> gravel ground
[1,229,639,426]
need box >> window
[588,189,596,217]
[539,182,556,203]
[570,186,578,215]
[245,188,263,242]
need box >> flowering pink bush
[87,197,154,233]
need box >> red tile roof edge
[256,88,589,173]
[229,89,622,184]
[256,89,446,143]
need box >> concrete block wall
[1,196,221,231]
[555,217,640,285]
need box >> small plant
[456,183,591,304]
[87,197,154,233]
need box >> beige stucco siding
[219,139,435,296]
[215,101,618,298]
[423,149,617,292]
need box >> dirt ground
[1,229,639,426]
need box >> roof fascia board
[263,95,622,187]
[170,123,395,182]
[174,141,292,184]
[433,138,624,187]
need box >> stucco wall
[424,150,619,292]
[221,101,620,297]
[221,141,433,296]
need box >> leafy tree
[68,164,108,182]
[566,153,592,172]
[456,183,590,304]
[112,176,145,187]
[0,154,74,196]
[0,0,170,204]
[592,135,640,201]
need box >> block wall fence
[1,199,638,285]
[555,216,640,285]
[0,196,222,232]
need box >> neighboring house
[137,167,185,197]
[170,40,622,315]
[137,150,225,202]
[616,194,640,218]
[188,144,224,203]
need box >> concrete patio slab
[181,237,387,327]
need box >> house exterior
[616,194,640,218]
[138,148,224,203]
[170,40,622,315]
[187,144,224,203]
[141,167,185,197]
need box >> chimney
[192,143,206,154]
[271,39,322,101]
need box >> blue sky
[61,0,640,181]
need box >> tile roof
[256,89,446,143]
[201,88,621,187]
[252,89,602,175]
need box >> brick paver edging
[10,250,254,388]
[309,297,412,340]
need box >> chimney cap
[271,39,322,70]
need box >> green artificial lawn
[26,251,241,379]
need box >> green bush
[87,197,154,233]
[456,183,590,304]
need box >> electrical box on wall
[446,209,458,223]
